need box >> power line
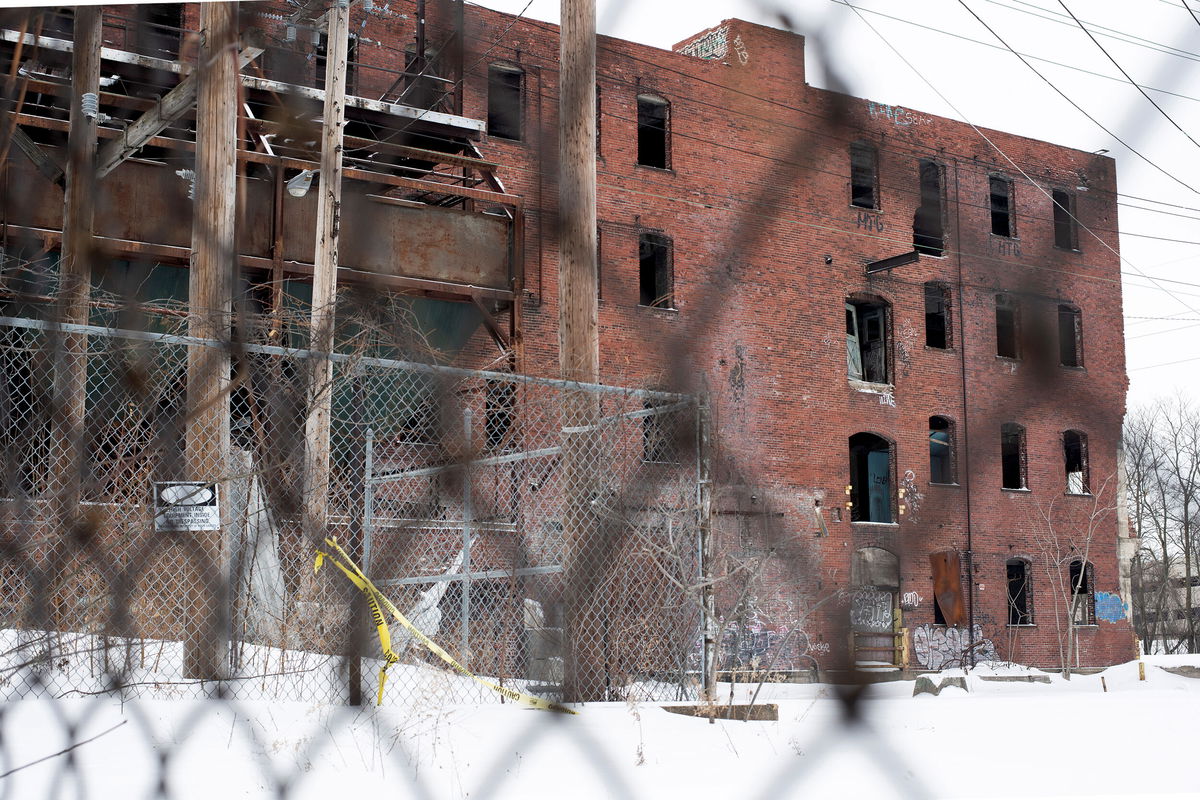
[1055,0,1200,156]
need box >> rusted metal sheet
[5,144,510,292]
[930,550,967,627]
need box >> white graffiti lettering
[912,624,996,669]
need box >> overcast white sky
[473,0,1200,411]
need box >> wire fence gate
[0,310,706,707]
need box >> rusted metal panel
[930,550,967,627]
[5,144,510,291]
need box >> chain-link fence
[0,292,705,708]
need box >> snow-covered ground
[5,651,1199,799]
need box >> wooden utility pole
[558,0,601,702]
[184,1,239,679]
[52,5,101,520]
[301,0,349,538]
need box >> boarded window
[849,432,893,523]
[1001,422,1026,490]
[488,64,524,141]
[1068,560,1095,625]
[929,416,954,484]
[1052,189,1078,250]
[636,93,670,169]
[1064,429,1089,494]
[914,159,944,255]
[995,294,1019,359]
[850,142,878,209]
[845,299,890,384]
[1006,559,1033,625]
[1058,304,1082,367]
[924,283,950,349]
[990,176,1014,237]
[930,551,966,627]
[638,232,673,308]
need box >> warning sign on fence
[154,482,221,532]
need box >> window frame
[923,282,952,350]
[914,159,945,256]
[849,432,897,524]
[929,415,956,485]
[1068,559,1096,626]
[487,62,525,141]
[1052,189,1079,251]
[995,293,1021,360]
[1000,422,1028,490]
[638,230,674,309]
[850,141,880,210]
[845,296,893,386]
[1057,303,1083,368]
[989,175,1016,238]
[1006,558,1035,626]
[1063,429,1090,495]
[635,92,671,169]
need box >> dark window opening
[1064,429,1089,494]
[398,395,438,445]
[845,299,890,384]
[929,416,954,484]
[488,64,524,141]
[315,34,358,95]
[400,43,446,110]
[638,231,673,308]
[924,283,950,349]
[990,176,1014,237]
[1068,560,1095,626]
[1058,304,1082,368]
[933,593,947,625]
[850,142,878,209]
[1001,422,1026,490]
[914,159,945,256]
[136,4,183,59]
[1052,189,1078,250]
[484,380,516,451]
[1007,559,1033,625]
[995,294,1020,359]
[849,432,893,523]
[41,7,74,40]
[642,402,677,464]
[636,93,670,169]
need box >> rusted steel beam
[96,35,264,179]
[471,294,509,352]
[8,124,63,185]
[7,224,515,302]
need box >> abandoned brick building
[0,1,1137,681]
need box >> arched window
[488,63,524,140]
[1068,560,1095,626]
[1001,422,1026,489]
[636,93,670,168]
[849,433,894,523]
[929,416,955,484]
[1064,430,1089,494]
[1006,558,1033,625]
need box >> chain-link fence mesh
[0,282,704,708]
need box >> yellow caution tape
[314,537,576,714]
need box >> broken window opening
[315,33,359,95]
[989,176,1015,237]
[995,294,1020,359]
[845,298,890,385]
[638,231,673,308]
[849,432,894,524]
[929,416,955,485]
[1006,558,1033,625]
[1068,559,1095,626]
[401,43,445,110]
[136,4,183,59]
[642,402,677,464]
[1063,429,1089,495]
[488,64,524,141]
[1052,189,1078,250]
[1058,304,1082,368]
[913,159,945,256]
[636,93,670,169]
[1001,422,1027,490]
[933,593,947,625]
[924,282,951,349]
[850,142,879,209]
[484,379,516,451]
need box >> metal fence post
[363,427,374,574]
[462,407,473,668]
